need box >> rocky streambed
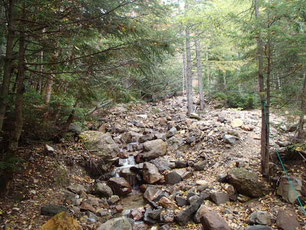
[1,96,305,230]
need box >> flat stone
[276,209,301,230]
[41,205,68,216]
[108,177,132,196]
[245,225,273,230]
[200,208,230,230]
[165,171,182,185]
[210,192,229,205]
[97,217,132,230]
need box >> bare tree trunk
[255,0,269,177]
[10,26,26,150]
[0,0,16,133]
[195,38,205,110]
[223,71,227,90]
[185,27,193,115]
[182,49,187,93]
[297,73,306,141]
[206,46,210,98]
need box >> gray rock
[175,196,188,207]
[193,161,206,171]
[41,205,68,216]
[277,176,302,204]
[108,177,132,196]
[143,186,163,202]
[97,217,132,230]
[150,158,170,172]
[165,171,182,185]
[108,195,120,204]
[167,127,177,138]
[159,224,171,230]
[86,211,99,223]
[142,162,163,184]
[133,221,148,230]
[276,209,301,230]
[67,184,86,195]
[80,131,119,158]
[175,197,204,225]
[200,208,230,230]
[223,134,238,145]
[249,211,272,225]
[143,139,167,160]
[210,192,229,205]
[189,113,201,120]
[160,209,175,223]
[175,161,188,168]
[227,168,268,197]
[144,208,162,224]
[95,183,113,198]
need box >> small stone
[108,177,132,196]
[231,119,243,128]
[245,225,273,230]
[210,192,229,205]
[157,197,177,209]
[68,184,87,195]
[41,205,68,216]
[193,161,206,171]
[97,217,132,230]
[175,196,188,207]
[175,197,204,225]
[80,201,96,213]
[249,211,272,225]
[175,161,188,168]
[143,186,163,202]
[108,195,120,204]
[165,171,182,185]
[95,183,113,198]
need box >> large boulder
[80,131,119,158]
[276,210,301,230]
[142,139,167,160]
[227,168,268,197]
[97,217,132,230]
[277,176,302,204]
[108,177,132,196]
[39,212,81,230]
[142,162,163,184]
[200,208,230,230]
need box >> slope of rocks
[0,96,305,230]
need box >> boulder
[175,197,204,225]
[165,171,182,185]
[38,212,81,230]
[150,158,171,172]
[97,217,132,230]
[142,139,167,160]
[200,208,230,230]
[227,168,268,197]
[249,211,272,225]
[108,177,132,196]
[80,131,119,158]
[67,184,86,195]
[276,210,301,230]
[41,205,68,216]
[210,192,229,205]
[142,162,163,184]
[143,186,163,202]
[277,176,302,204]
[94,183,113,198]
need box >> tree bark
[182,49,187,93]
[0,0,16,133]
[185,1,193,115]
[10,26,26,150]
[297,73,306,140]
[206,47,210,98]
[195,38,205,110]
[255,0,269,177]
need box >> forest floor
[0,95,305,230]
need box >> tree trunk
[0,0,16,133]
[296,73,306,140]
[10,28,26,150]
[255,0,269,177]
[182,49,187,93]
[185,1,193,115]
[206,46,210,98]
[195,38,205,110]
